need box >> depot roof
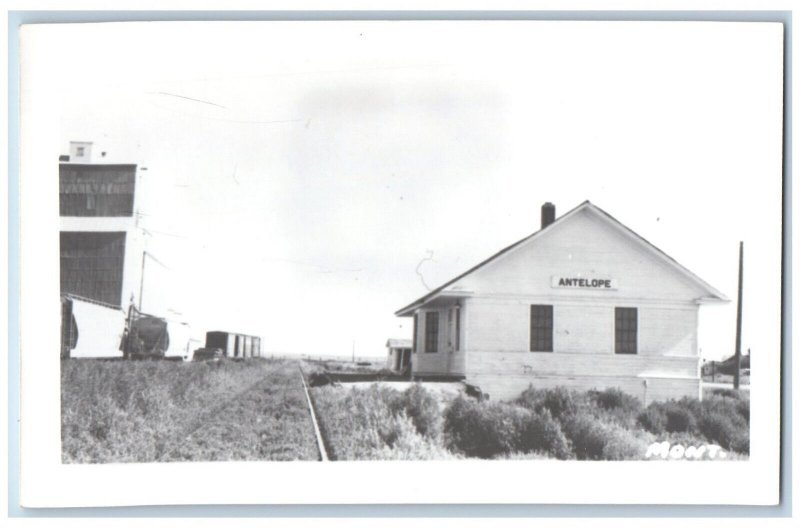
[395,200,729,317]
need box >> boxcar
[205,331,262,359]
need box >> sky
[33,21,784,360]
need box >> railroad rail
[156,364,330,462]
[299,367,329,461]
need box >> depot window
[615,307,638,354]
[530,305,553,352]
[425,312,439,353]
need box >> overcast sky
[31,21,783,359]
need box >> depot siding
[462,297,698,357]
[467,373,700,403]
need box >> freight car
[204,331,262,359]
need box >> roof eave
[695,295,731,305]
[395,290,474,317]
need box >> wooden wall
[468,372,700,403]
[60,231,126,306]
[59,164,136,217]
[464,297,698,356]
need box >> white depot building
[395,201,728,402]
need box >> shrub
[695,396,749,454]
[602,427,651,460]
[736,399,750,424]
[634,393,750,457]
[663,403,697,433]
[561,414,609,460]
[444,396,571,459]
[637,406,667,434]
[562,413,649,460]
[443,396,520,458]
[590,388,641,412]
[696,413,748,454]
[701,393,750,425]
[636,400,697,435]
[517,386,579,421]
[516,409,572,460]
[588,388,642,428]
[401,384,442,438]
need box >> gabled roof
[395,200,729,316]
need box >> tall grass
[61,358,318,463]
[310,384,456,460]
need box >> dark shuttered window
[425,312,439,353]
[530,305,553,352]
[615,307,638,354]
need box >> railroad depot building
[395,201,728,402]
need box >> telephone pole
[139,251,147,311]
[734,241,744,390]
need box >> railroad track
[155,374,276,462]
[156,364,330,462]
[298,367,330,461]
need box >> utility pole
[352,340,355,364]
[734,241,744,390]
[139,250,147,312]
[138,250,170,313]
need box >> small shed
[386,338,412,372]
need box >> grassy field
[62,356,750,463]
[310,383,750,461]
[61,358,319,463]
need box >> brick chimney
[541,202,556,229]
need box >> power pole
[734,241,744,390]
[352,340,355,363]
[139,250,147,312]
